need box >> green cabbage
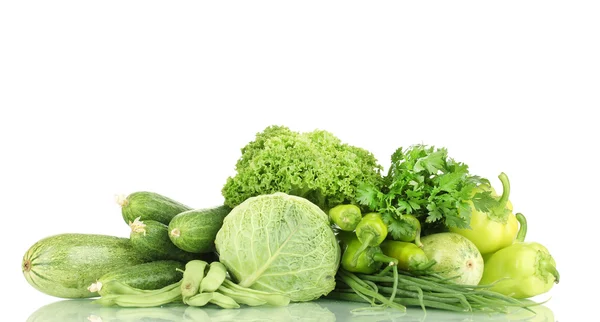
[215,192,341,302]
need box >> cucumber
[117,191,191,225]
[22,234,151,298]
[129,218,199,262]
[168,205,232,253]
[89,260,185,296]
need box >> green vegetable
[380,240,436,272]
[168,205,232,253]
[215,192,341,302]
[479,213,559,298]
[357,144,490,237]
[339,232,397,274]
[129,218,199,262]
[180,260,208,301]
[22,234,151,298]
[209,292,240,309]
[328,204,362,231]
[94,259,290,308]
[329,269,539,313]
[118,191,191,225]
[94,281,183,308]
[420,232,484,285]
[88,260,185,296]
[450,173,519,255]
[200,262,228,293]
[352,212,388,265]
[221,125,383,212]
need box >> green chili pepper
[352,212,388,266]
[328,204,362,231]
[478,213,559,299]
[380,240,436,272]
[450,172,519,255]
[340,232,397,274]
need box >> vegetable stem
[515,213,527,242]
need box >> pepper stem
[515,213,527,242]
[351,234,374,266]
[414,227,423,248]
[497,172,511,206]
[372,253,398,266]
[540,258,560,284]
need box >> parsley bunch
[357,144,491,238]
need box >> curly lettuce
[221,125,383,211]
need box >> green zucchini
[89,260,185,296]
[118,191,191,225]
[22,234,151,299]
[129,218,199,262]
[168,205,232,253]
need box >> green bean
[221,279,290,306]
[209,292,240,309]
[185,292,213,307]
[100,281,149,296]
[200,262,228,293]
[217,285,268,306]
[327,291,468,313]
[339,270,406,312]
[98,283,183,307]
[181,260,208,299]
[375,286,462,304]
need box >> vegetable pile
[21,125,559,316]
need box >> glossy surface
[26,298,556,322]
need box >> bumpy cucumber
[22,234,151,298]
[88,260,185,296]
[168,205,231,253]
[117,191,191,225]
[129,218,199,262]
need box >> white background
[1,1,598,321]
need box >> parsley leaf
[356,144,481,234]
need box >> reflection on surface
[27,298,555,322]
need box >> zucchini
[88,260,185,296]
[22,234,151,298]
[129,218,199,262]
[168,205,231,253]
[117,191,191,225]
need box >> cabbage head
[215,192,341,302]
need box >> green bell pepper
[478,213,559,298]
[450,172,519,255]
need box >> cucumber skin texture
[168,205,232,253]
[130,220,200,263]
[22,234,151,299]
[97,260,185,295]
[121,191,191,225]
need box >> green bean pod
[185,292,213,307]
[181,260,208,300]
[200,262,228,293]
[210,292,240,309]
[217,285,268,306]
[95,283,182,308]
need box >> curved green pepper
[380,240,435,272]
[478,213,559,299]
[339,231,397,274]
[328,204,362,231]
[450,172,518,255]
[351,212,388,265]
